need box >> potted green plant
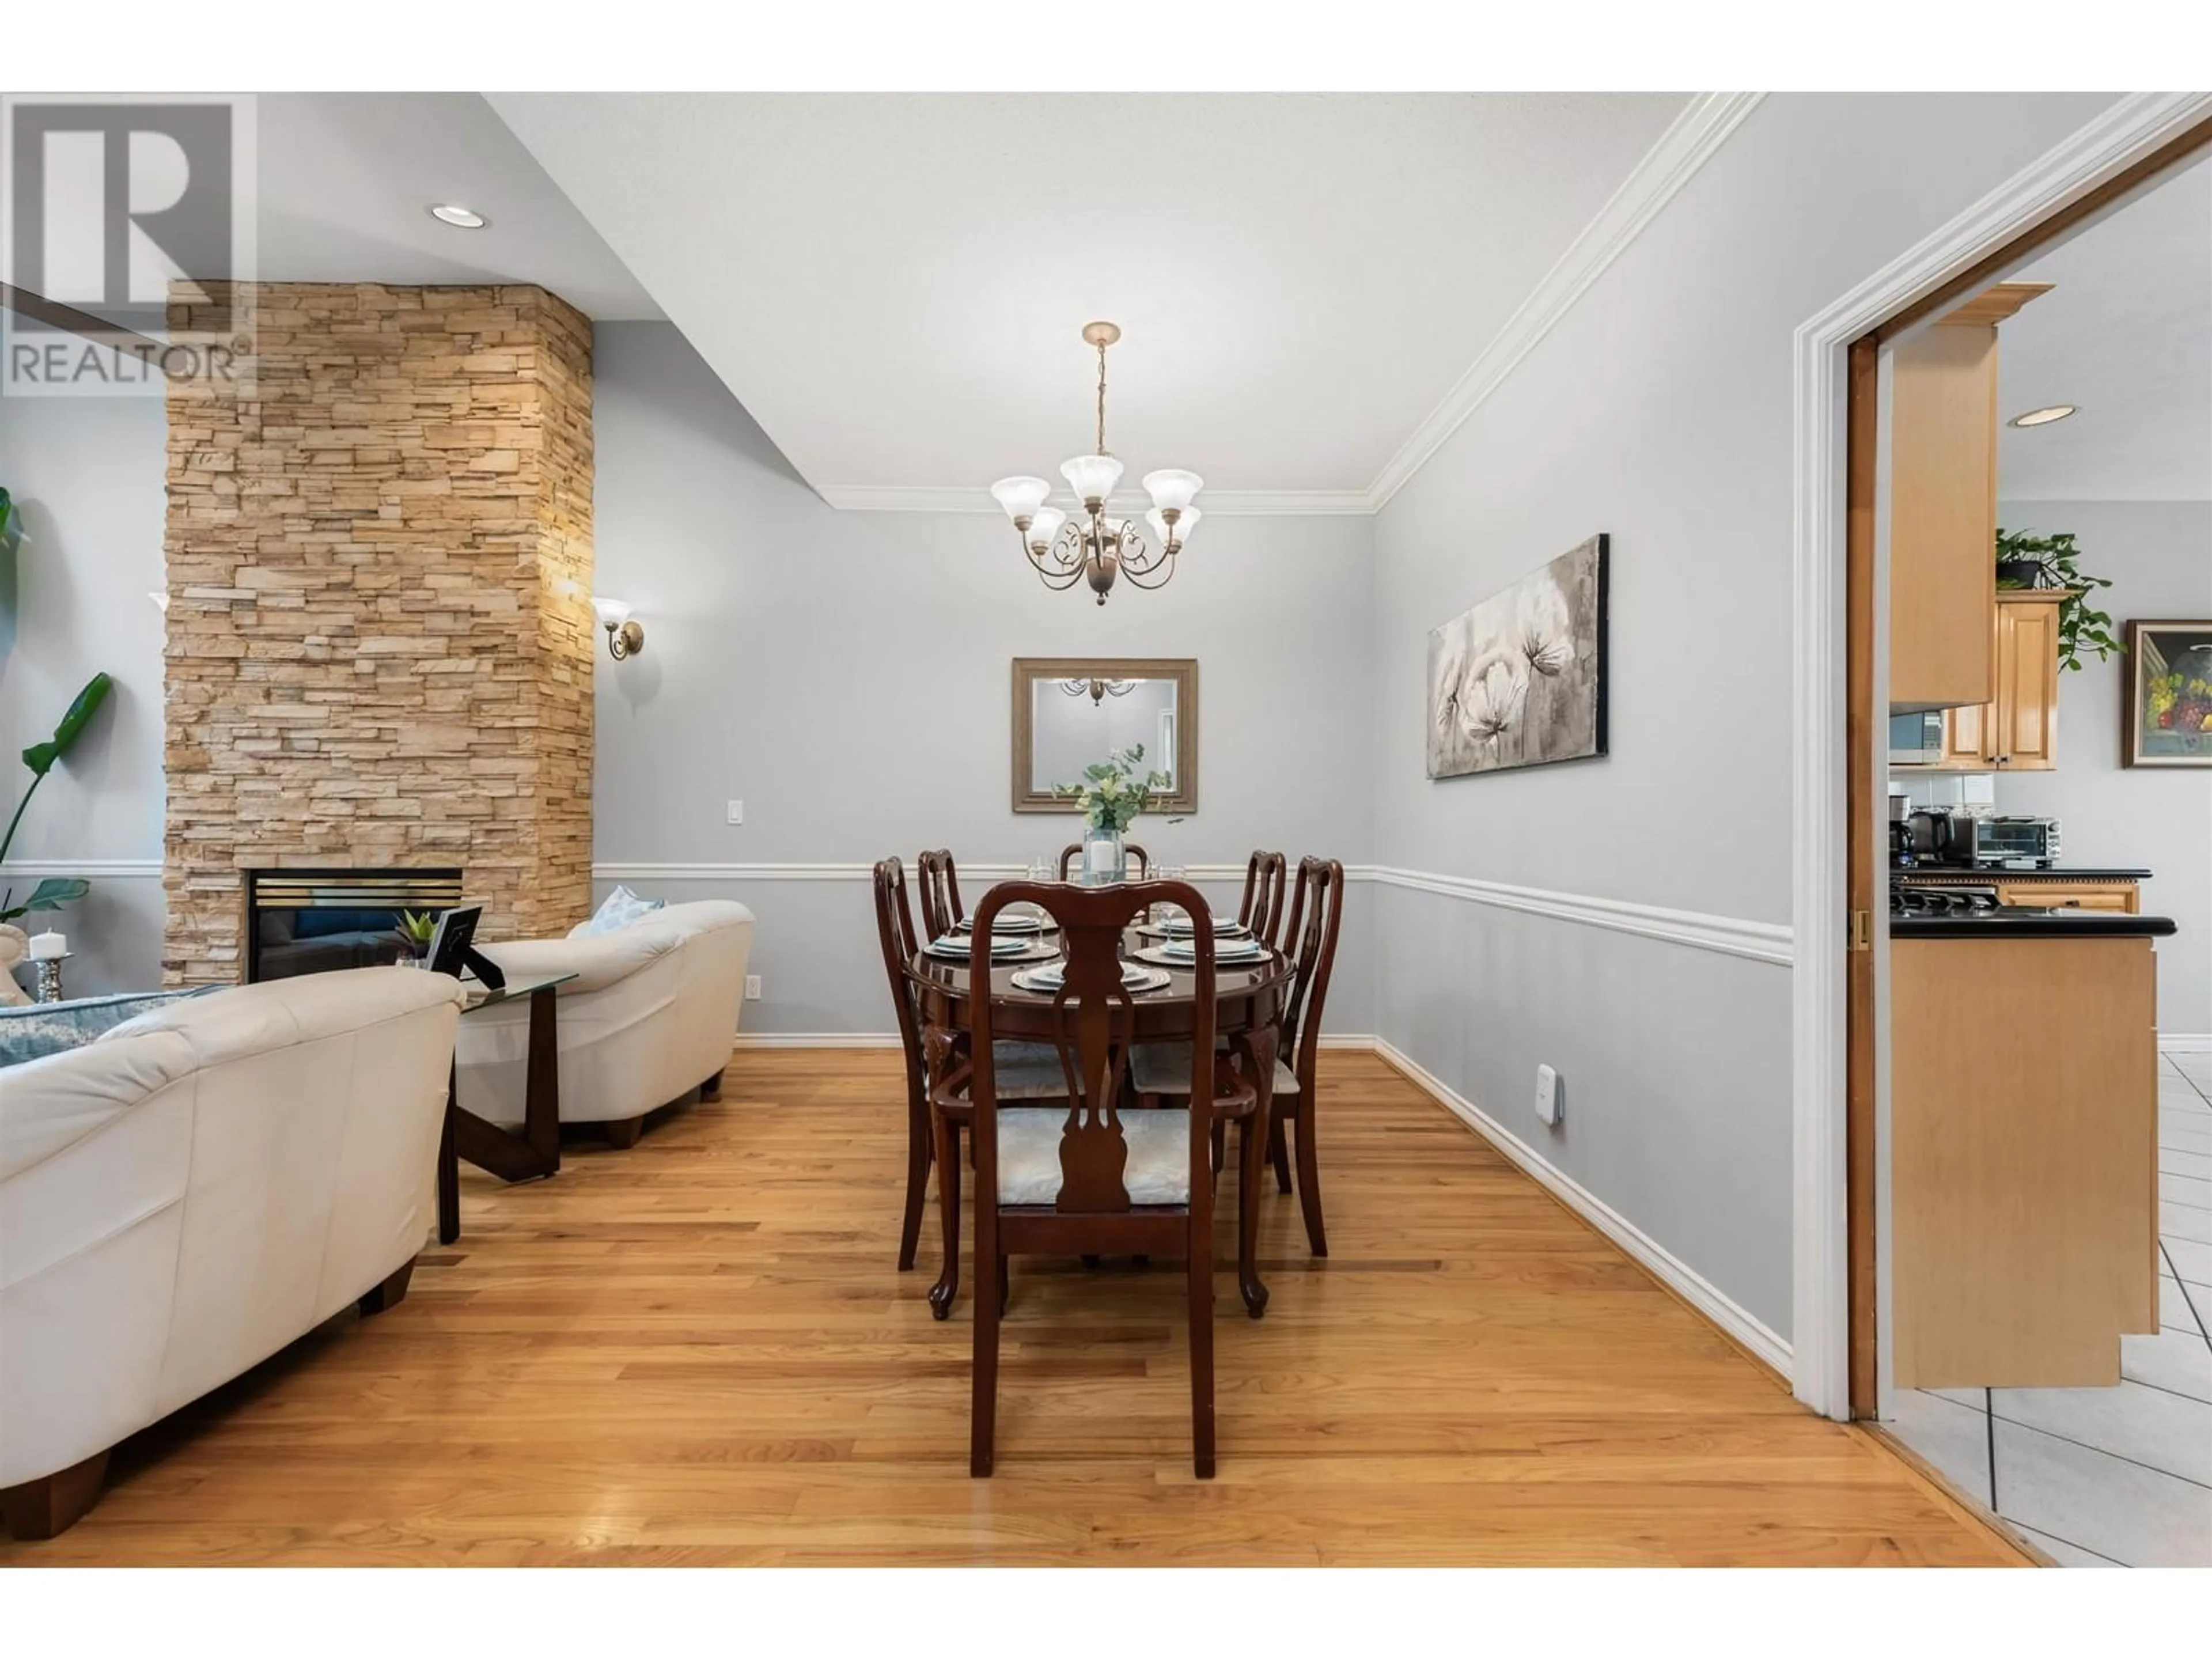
[392,910,438,966]
[1054,744,1171,883]
[1994,528,2123,673]
[1,672,116,925]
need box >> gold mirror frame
[1011,657,1198,815]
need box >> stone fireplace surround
[161,283,595,985]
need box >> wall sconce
[593,597,645,661]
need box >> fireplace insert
[243,868,467,982]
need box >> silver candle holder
[32,953,71,1004]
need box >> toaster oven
[1974,816,2062,868]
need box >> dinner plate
[923,934,1035,962]
[1011,961,1172,995]
[952,911,1052,935]
[1137,941,1268,968]
[1151,914,1248,938]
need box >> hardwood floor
[3,1050,2027,1565]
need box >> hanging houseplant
[1994,528,2124,673]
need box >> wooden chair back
[872,858,925,1080]
[1237,850,1287,946]
[916,849,964,938]
[1278,857,1346,1088]
[1054,842,1150,881]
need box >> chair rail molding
[0,859,164,878]
[1788,90,2212,1422]
[1368,866,1790,967]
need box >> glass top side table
[437,971,578,1244]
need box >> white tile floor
[1887,1050,2212,1567]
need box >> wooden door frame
[1789,94,2212,1421]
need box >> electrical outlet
[1534,1063,1562,1127]
[745,975,762,1001]
[726,800,744,825]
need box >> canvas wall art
[1426,534,1608,779]
[2123,619,2212,767]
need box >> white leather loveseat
[456,900,753,1146]
[0,967,464,1537]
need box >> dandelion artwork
[1425,535,1608,779]
[2123,619,2212,768]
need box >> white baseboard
[2161,1035,2212,1055]
[733,1032,900,1049]
[732,1032,1383,1051]
[1372,1036,1793,1381]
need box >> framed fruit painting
[2123,619,2212,767]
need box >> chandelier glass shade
[992,321,1202,605]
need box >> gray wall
[0,392,168,996]
[1993,499,2212,1037]
[1368,92,2124,1340]
[589,320,1376,1035]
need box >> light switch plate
[726,800,744,825]
[745,975,762,1001]
[1535,1063,1562,1127]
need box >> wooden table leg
[521,984,561,1175]
[438,1058,461,1245]
[1233,1025,1278,1319]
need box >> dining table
[904,916,1295,1320]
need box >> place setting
[920,930,1056,965]
[1132,931,1271,970]
[1009,958,1173,995]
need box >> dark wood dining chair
[935,878,1251,1478]
[1265,857,1346,1256]
[1055,842,1149,880]
[916,849,964,937]
[871,858,935,1272]
[1238,850,1288,946]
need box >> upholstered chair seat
[1130,1040,1291,1096]
[995,1106,1193,1206]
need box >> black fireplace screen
[243,868,466,982]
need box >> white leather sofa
[0,967,464,1537]
[456,900,753,1145]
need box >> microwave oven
[1889,710,1946,766]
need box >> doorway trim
[1788,91,2212,1420]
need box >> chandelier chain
[1094,339,1108,455]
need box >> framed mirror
[1012,657,1198,815]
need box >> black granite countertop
[1892,908,2177,939]
[1892,866,2153,881]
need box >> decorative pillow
[0,987,216,1069]
[567,885,666,940]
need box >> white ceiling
[251,94,659,320]
[487,92,1688,505]
[1998,153,2211,502]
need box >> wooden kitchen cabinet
[1992,880,2139,913]
[1934,592,2066,770]
[1888,282,2051,713]
[1891,934,2159,1389]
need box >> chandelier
[1060,676,1137,704]
[991,321,1202,605]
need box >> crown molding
[812,484,1376,517]
[807,94,1762,520]
[1363,92,1765,512]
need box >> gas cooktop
[1890,885,2001,917]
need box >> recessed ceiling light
[429,204,488,229]
[2009,404,2078,427]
